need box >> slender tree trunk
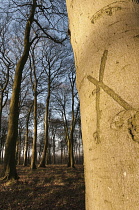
[23,104,33,166]
[31,90,37,169]
[67,120,75,167]
[24,134,28,166]
[16,137,19,165]
[39,83,50,167]
[67,136,74,167]
[67,92,75,167]
[24,126,29,166]
[17,129,22,165]
[66,0,139,209]
[52,135,56,164]
[28,147,31,165]
[62,109,74,167]
[61,143,63,164]
[1,1,37,180]
[68,99,79,167]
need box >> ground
[0,165,85,210]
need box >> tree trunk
[61,143,63,164]
[67,80,75,167]
[66,0,139,209]
[1,1,37,180]
[67,136,74,167]
[52,135,56,164]
[24,122,29,167]
[39,86,50,167]
[23,103,33,166]
[31,90,37,169]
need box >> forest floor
[0,165,85,210]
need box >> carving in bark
[88,50,139,144]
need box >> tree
[54,71,79,168]
[66,0,139,209]
[39,46,65,167]
[0,14,14,162]
[23,101,33,166]
[1,0,37,180]
[67,68,80,167]
[0,117,8,163]
[1,0,67,179]
[29,45,39,170]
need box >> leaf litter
[0,165,85,210]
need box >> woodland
[0,165,85,209]
[0,0,84,209]
[2,1,139,209]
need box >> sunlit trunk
[66,0,139,209]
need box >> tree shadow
[0,165,85,210]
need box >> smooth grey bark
[66,0,139,209]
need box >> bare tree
[0,15,14,162]
[39,46,65,167]
[67,67,80,167]
[1,0,37,180]
[29,46,39,169]
[54,67,80,168]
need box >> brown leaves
[0,165,85,210]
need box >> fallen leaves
[0,165,85,210]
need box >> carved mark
[87,75,134,111]
[88,50,138,144]
[91,2,126,24]
[109,20,120,27]
[95,50,108,144]
[91,1,138,24]
[99,50,108,81]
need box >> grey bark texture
[66,0,139,209]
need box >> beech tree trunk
[66,0,139,209]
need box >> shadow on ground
[0,165,85,210]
